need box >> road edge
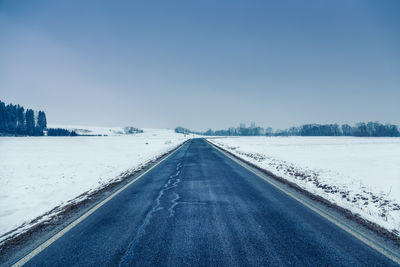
[206,139,400,265]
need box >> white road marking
[12,143,185,267]
[210,141,400,265]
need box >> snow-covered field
[0,129,188,243]
[209,137,400,236]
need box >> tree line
[47,128,78,136]
[0,100,78,136]
[0,100,47,136]
[1,100,145,137]
[176,122,400,137]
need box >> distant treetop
[176,122,400,137]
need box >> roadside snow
[208,137,400,236]
[0,129,188,243]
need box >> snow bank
[0,129,188,242]
[209,137,400,236]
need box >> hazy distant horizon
[1,1,399,131]
[2,97,400,132]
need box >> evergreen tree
[0,101,6,133]
[5,104,17,133]
[16,105,25,135]
[25,109,35,135]
[37,111,47,131]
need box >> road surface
[14,139,398,266]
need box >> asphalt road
[19,139,397,266]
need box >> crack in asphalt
[119,162,184,267]
[168,193,181,217]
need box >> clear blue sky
[1,0,399,131]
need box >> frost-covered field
[0,129,188,243]
[209,137,400,236]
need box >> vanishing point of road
[12,139,399,266]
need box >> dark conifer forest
[0,100,47,136]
